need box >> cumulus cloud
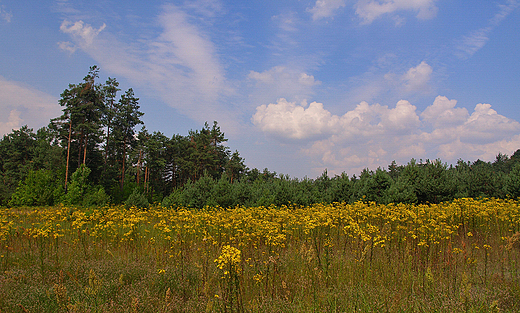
[0,76,61,136]
[0,110,23,136]
[355,0,438,24]
[421,96,469,127]
[401,61,432,92]
[460,103,520,144]
[254,95,520,175]
[248,66,321,107]
[352,61,434,103]
[382,100,421,131]
[252,98,337,140]
[252,97,420,142]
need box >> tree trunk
[105,125,110,165]
[65,119,72,192]
[120,139,126,193]
[137,150,142,185]
[83,133,88,165]
[78,129,84,167]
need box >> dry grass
[1,199,520,312]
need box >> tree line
[0,66,246,207]
[1,66,520,208]
[159,154,520,209]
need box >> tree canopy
[1,66,520,208]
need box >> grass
[1,199,520,312]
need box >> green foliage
[328,173,354,203]
[231,180,253,207]
[210,176,235,208]
[124,188,149,209]
[385,175,417,204]
[184,174,215,208]
[2,66,520,208]
[0,126,37,205]
[358,168,393,203]
[507,163,520,198]
[415,160,456,204]
[83,186,110,207]
[157,151,520,209]
[63,164,91,206]
[8,170,63,207]
[61,165,110,207]
[161,188,183,208]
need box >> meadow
[1,198,520,312]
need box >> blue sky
[1,0,519,178]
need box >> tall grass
[1,199,520,312]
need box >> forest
[1,66,520,208]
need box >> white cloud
[308,0,347,20]
[182,0,223,17]
[381,100,421,131]
[254,95,520,175]
[456,0,520,58]
[352,61,434,103]
[248,66,321,107]
[401,61,432,92]
[249,67,320,87]
[0,110,22,136]
[421,95,469,127]
[307,0,438,23]
[252,98,337,140]
[60,20,106,47]
[248,66,284,84]
[57,41,77,54]
[58,4,234,127]
[252,97,420,142]
[272,12,299,32]
[154,5,226,98]
[1,4,12,23]
[0,76,61,136]
[460,103,520,144]
[299,73,319,86]
[457,28,491,58]
[355,0,438,24]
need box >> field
[2,198,520,312]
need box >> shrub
[8,169,63,206]
[125,188,149,209]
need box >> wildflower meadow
[1,198,520,312]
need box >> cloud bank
[253,95,520,175]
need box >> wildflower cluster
[2,198,520,311]
[215,245,241,272]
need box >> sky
[1,0,520,179]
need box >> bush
[8,169,63,206]
[161,189,183,208]
[507,163,520,198]
[125,188,149,209]
[63,165,91,206]
[84,186,111,207]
